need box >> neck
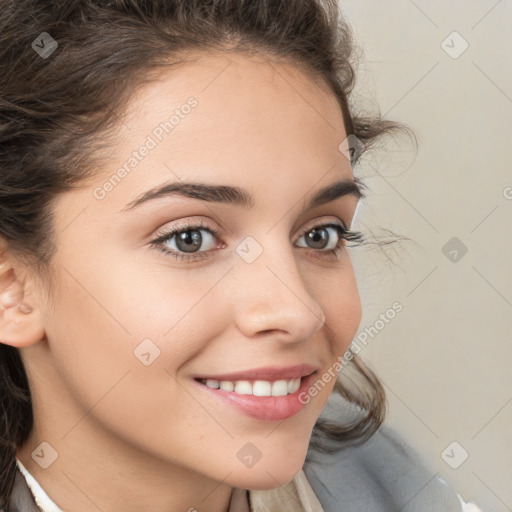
[16,421,236,512]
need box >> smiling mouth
[194,371,317,397]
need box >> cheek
[305,260,361,406]
[42,259,227,457]
[332,280,362,353]
[44,252,230,402]
[312,260,362,357]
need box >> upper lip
[193,364,319,382]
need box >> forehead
[118,51,346,151]
[83,51,354,213]
[125,50,340,123]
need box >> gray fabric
[4,469,41,512]
[303,391,463,512]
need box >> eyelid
[151,218,222,244]
[152,215,349,243]
[149,214,361,262]
[299,216,349,234]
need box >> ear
[0,249,46,348]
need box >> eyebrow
[120,177,364,212]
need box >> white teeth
[288,378,301,393]
[202,377,301,396]
[219,381,234,392]
[271,380,289,396]
[234,380,252,394]
[206,379,220,389]
[252,380,272,396]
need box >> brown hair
[0,0,412,508]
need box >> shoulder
[303,393,480,512]
[0,467,40,512]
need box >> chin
[237,468,303,491]
[228,451,308,491]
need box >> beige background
[338,1,512,510]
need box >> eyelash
[149,219,364,263]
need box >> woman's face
[23,52,362,493]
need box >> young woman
[0,1,483,511]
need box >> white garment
[457,493,484,512]
[15,458,64,512]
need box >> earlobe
[0,259,46,349]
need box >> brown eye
[171,229,207,253]
[295,222,364,260]
[150,220,223,262]
[296,224,344,251]
[304,226,333,250]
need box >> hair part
[0,0,412,507]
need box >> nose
[230,241,326,343]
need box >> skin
[1,51,363,512]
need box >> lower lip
[192,372,317,421]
